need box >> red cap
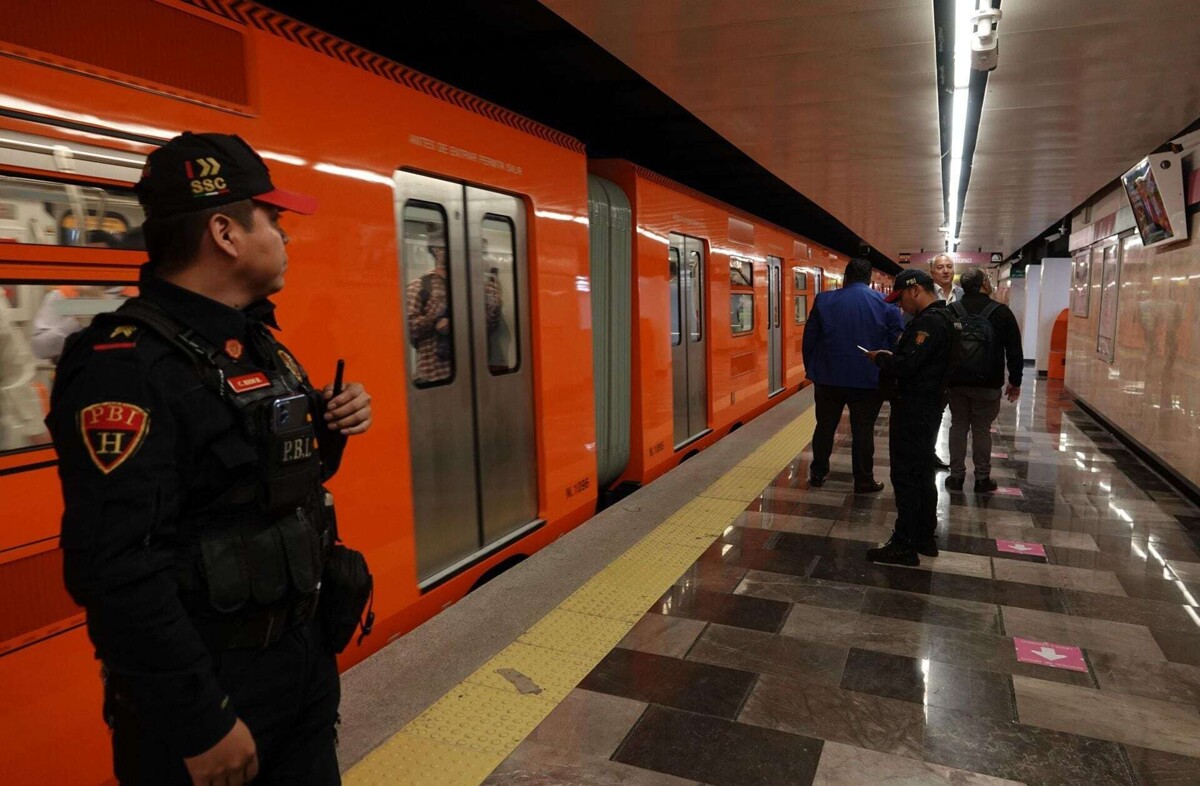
[884,289,904,304]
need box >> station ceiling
[263,1,1200,268]
[542,0,1200,260]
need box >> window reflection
[0,174,145,249]
[481,215,519,375]
[1,281,137,452]
[403,203,454,387]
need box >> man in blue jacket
[802,258,904,492]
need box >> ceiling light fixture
[943,0,1002,252]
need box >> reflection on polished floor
[484,380,1200,786]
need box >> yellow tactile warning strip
[345,405,817,785]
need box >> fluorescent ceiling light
[945,0,979,251]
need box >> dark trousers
[889,398,942,546]
[110,621,341,785]
[810,384,884,481]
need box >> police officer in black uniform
[47,132,374,786]
[863,269,951,566]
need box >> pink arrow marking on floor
[996,540,1046,558]
[993,486,1024,498]
[991,451,1009,459]
[1013,638,1088,672]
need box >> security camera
[971,5,1002,72]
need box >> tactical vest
[104,298,333,649]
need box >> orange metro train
[0,1,887,782]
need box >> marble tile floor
[487,381,1200,785]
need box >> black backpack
[945,301,1000,386]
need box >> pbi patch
[80,402,150,474]
[225,339,244,360]
[915,331,929,345]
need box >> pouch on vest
[320,544,374,654]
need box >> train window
[669,246,681,346]
[730,293,754,335]
[0,174,145,249]
[0,280,138,454]
[793,269,807,290]
[688,250,703,343]
[794,295,808,324]
[730,258,752,288]
[481,215,519,375]
[402,202,455,387]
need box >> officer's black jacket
[873,301,952,400]
[47,267,347,757]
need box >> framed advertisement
[1095,242,1120,362]
[794,294,807,324]
[1071,250,1091,317]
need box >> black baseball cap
[135,132,317,219]
[885,268,934,303]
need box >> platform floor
[344,380,1200,786]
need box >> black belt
[195,591,319,651]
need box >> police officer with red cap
[47,132,373,785]
[862,268,951,566]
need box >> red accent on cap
[255,188,317,215]
[885,289,903,304]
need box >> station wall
[1065,134,1200,491]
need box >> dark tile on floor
[674,561,748,594]
[860,587,1001,634]
[1123,745,1200,786]
[485,740,701,785]
[735,570,867,612]
[839,648,1015,721]
[613,705,823,786]
[1061,589,1200,633]
[578,648,756,720]
[738,672,925,759]
[1150,628,1200,668]
[1114,573,1200,607]
[922,704,1134,785]
[654,586,789,633]
[687,623,848,687]
[1089,651,1200,706]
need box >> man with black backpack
[943,268,1023,493]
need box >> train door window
[669,246,682,345]
[0,280,138,453]
[731,294,754,334]
[794,295,808,324]
[402,203,454,387]
[687,249,703,342]
[793,269,807,290]
[0,174,146,249]
[481,215,519,374]
[729,258,752,287]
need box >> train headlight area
[2,1,1200,784]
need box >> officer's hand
[184,718,258,786]
[323,381,373,435]
[866,349,892,363]
[1005,384,1020,402]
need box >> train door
[767,256,784,395]
[397,172,539,587]
[669,233,708,448]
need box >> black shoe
[866,538,919,566]
[934,454,950,469]
[809,474,826,488]
[854,480,885,494]
[975,477,999,493]
[916,538,940,557]
[945,476,964,491]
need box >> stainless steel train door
[669,233,708,448]
[767,256,784,395]
[396,171,538,587]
